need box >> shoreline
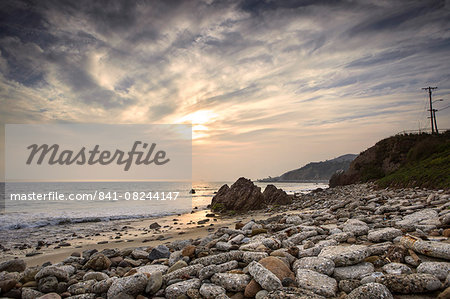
[0,206,280,267]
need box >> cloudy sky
[1,0,450,181]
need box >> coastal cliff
[330,131,450,189]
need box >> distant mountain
[259,154,357,182]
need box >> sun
[177,110,218,140]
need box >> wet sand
[0,208,279,267]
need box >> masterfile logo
[5,124,191,181]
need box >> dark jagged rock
[263,184,292,205]
[211,177,266,212]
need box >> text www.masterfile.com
[9,191,180,201]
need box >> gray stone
[376,273,442,294]
[198,260,239,280]
[145,270,162,294]
[333,262,374,280]
[248,261,282,291]
[293,257,335,276]
[167,260,188,273]
[347,282,393,299]
[338,279,360,293]
[163,264,202,283]
[318,245,369,266]
[38,276,58,293]
[191,251,243,266]
[343,219,369,236]
[216,242,233,251]
[21,288,44,299]
[168,250,183,266]
[417,262,450,280]
[396,209,438,230]
[131,249,148,259]
[211,273,251,292]
[82,272,109,281]
[91,277,117,294]
[382,263,412,275]
[255,290,269,299]
[67,279,96,295]
[148,245,170,261]
[199,283,226,299]
[137,264,168,275]
[106,273,148,298]
[296,269,337,297]
[367,228,402,242]
[242,251,269,263]
[165,278,201,298]
[35,266,71,282]
[0,259,26,272]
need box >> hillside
[329,131,450,189]
[259,154,357,182]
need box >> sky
[1,0,450,181]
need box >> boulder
[347,282,393,299]
[165,278,201,298]
[0,259,26,272]
[247,261,282,291]
[107,273,148,298]
[318,245,369,266]
[376,273,442,294]
[263,185,292,205]
[211,177,266,212]
[296,268,338,297]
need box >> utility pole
[422,86,437,134]
[432,109,439,134]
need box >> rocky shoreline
[0,183,449,299]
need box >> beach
[0,182,449,298]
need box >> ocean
[0,181,328,231]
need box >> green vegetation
[211,203,224,212]
[377,133,450,189]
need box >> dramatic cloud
[1,0,449,180]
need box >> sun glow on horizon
[177,110,218,140]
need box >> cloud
[0,0,449,180]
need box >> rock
[107,273,148,298]
[296,269,338,297]
[92,277,117,294]
[67,279,96,295]
[149,222,161,229]
[244,280,262,298]
[167,260,188,273]
[38,293,62,299]
[191,251,243,266]
[131,249,149,259]
[333,262,374,280]
[400,235,450,260]
[255,290,269,299]
[396,209,438,230]
[248,261,282,291]
[145,271,162,294]
[137,264,169,275]
[210,177,266,212]
[199,283,227,299]
[84,253,111,271]
[438,287,450,299]
[148,245,170,261]
[382,262,412,275]
[293,257,335,276]
[347,282,393,299]
[181,245,196,258]
[198,261,239,280]
[417,262,450,280]
[165,278,201,298]
[367,228,402,242]
[38,276,59,293]
[163,264,202,283]
[376,273,442,293]
[211,273,251,292]
[339,279,360,293]
[242,252,268,263]
[259,256,295,280]
[83,272,109,281]
[35,266,71,282]
[318,245,369,266]
[343,219,369,236]
[263,185,292,205]
[0,279,16,293]
[0,259,26,272]
[21,288,44,299]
